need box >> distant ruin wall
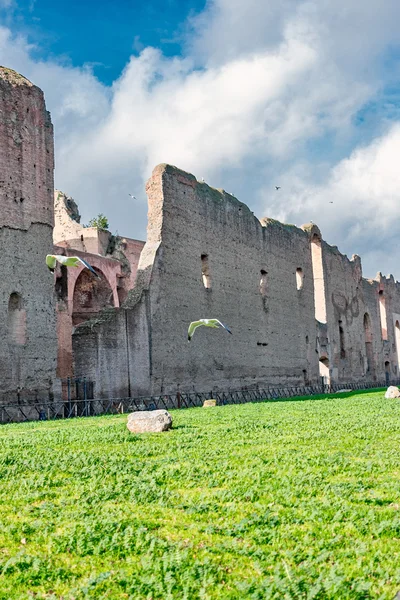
[0,67,58,402]
[73,163,400,397]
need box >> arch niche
[72,269,114,326]
[7,292,26,345]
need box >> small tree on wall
[85,213,109,230]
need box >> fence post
[67,378,71,417]
[83,377,88,416]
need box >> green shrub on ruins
[0,391,399,598]
[84,213,109,230]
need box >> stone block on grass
[127,409,172,433]
[203,399,217,407]
[385,386,400,399]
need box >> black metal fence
[0,378,397,424]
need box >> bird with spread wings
[46,254,100,278]
[188,319,232,342]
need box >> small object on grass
[127,409,172,433]
[385,386,400,399]
[203,399,217,407]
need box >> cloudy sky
[1,0,400,279]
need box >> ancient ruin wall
[146,165,319,393]
[315,237,367,382]
[73,164,319,396]
[364,273,400,382]
[73,163,400,397]
[0,67,57,401]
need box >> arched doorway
[363,313,375,378]
[319,357,330,385]
[72,269,114,326]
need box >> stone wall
[0,67,57,402]
[76,163,400,398]
[52,190,145,381]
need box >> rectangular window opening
[201,254,211,289]
[379,290,388,340]
[311,235,327,323]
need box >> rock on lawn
[127,409,172,433]
[385,386,400,399]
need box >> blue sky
[1,0,206,84]
[1,0,400,278]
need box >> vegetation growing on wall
[84,213,109,230]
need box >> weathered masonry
[1,66,400,403]
[0,67,58,402]
[72,164,400,397]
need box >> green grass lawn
[0,391,400,599]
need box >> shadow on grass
[204,387,388,409]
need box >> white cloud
[0,1,400,277]
[275,124,400,277]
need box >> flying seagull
[329,201,333,204]
[188,319,232,342]
[275,186,281,190]
[46,255,100,278]
[128,193,136,199]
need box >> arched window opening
[311,235,327,323]
[363,313,374,376]
[7,292,26,345]
[319,357,330,384]
[339,320,345,359]
[296,268,304,290]
[385,361,391,386]
[201,254,211,289]
[378,290,388,340]
[72,269,114,326]
[260,269,268,296]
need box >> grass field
[0,391,400,599]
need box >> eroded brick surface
[0,67,57,402]
[73,163,400,397]
[2,67,400,402]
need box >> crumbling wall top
[0,66,34,87]
[301,222,322,239]
[260,217,307,237]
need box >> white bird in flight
[188,319,232,342]
[129,193,136,199]
[46,254,100,278]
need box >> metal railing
[0,378,396,424]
